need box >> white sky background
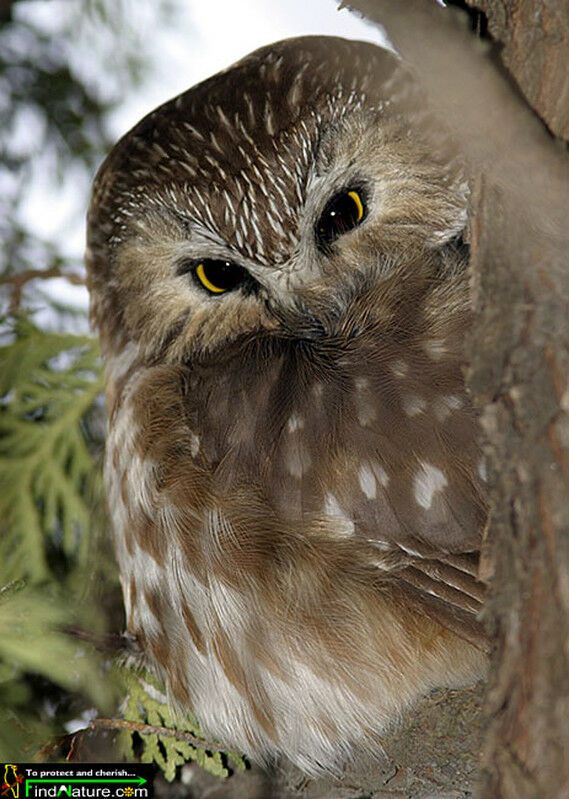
[15,0,389,323]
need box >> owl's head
[86,36,468,365]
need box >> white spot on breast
[358,463,377,500]
[323,493,355,537]
[355,377,376,426]
[287,413,304,433]
[189,433,200,458]
[287,441,311,479]
[324,492,342,517]
[413,462,448,509]
[358,460,390,500]
[433,394,463,422]
[403,395,426,417]
[423,338,447,360]
[478,457,488,482]
[371,460,389,487]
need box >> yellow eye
[347,190,364,223]
[192,260,249,295]
[316,187,367,250]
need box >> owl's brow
[152,94,375,270]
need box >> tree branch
[89,717,228,753]
[0,267,86,310]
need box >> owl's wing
[390,547,487,650]
[290,424,489,649]
[349,463,488,650]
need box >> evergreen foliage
[0,317,104,582]
[120,669,247,781]
[0,316,116,761]
[0,0,157,761]
[0,579,113,761]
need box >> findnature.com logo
[1,765,154,799]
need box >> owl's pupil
[316,188,366,251]
[204,261,237,289]
[191,259,249,294]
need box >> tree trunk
[344,1,569,797]
[475,0,569,139]
[463,3,569,796]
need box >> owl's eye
[190,260,249,295]
[316,188,367,250]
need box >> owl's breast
[200,336,486,559]
[104,351,487,772]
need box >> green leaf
[0,581,113,707]
[119,667,247,781]
[0,579,117,759]
[0,317,104,582]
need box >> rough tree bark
[475,0,569,139]
[465,3,569,796]
[345,1,569,798]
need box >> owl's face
[87,37,467,367]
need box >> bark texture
[465,3,569,796]
[344,1,569,797]
[475,0,569,139]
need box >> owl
[86,36,488,774]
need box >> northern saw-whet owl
[87,36,488,774]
